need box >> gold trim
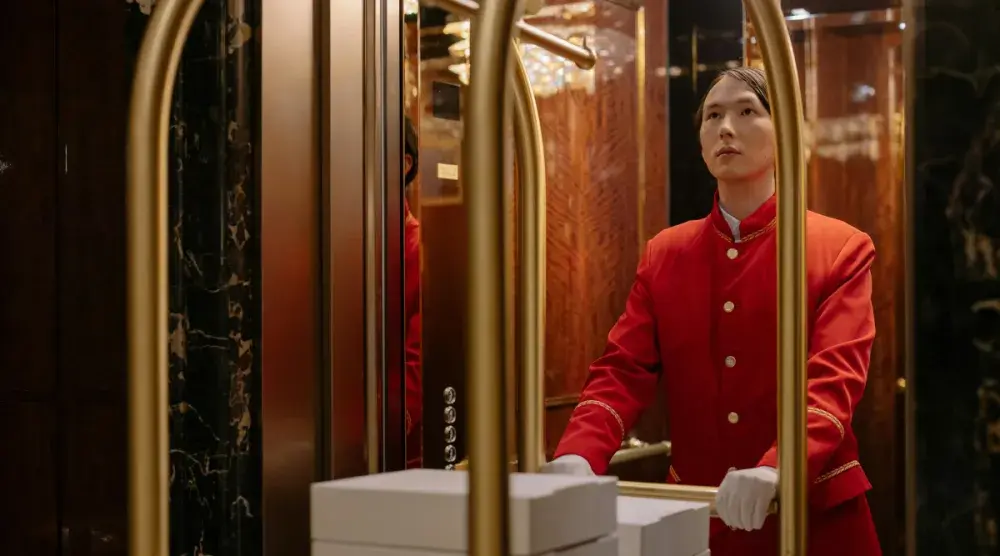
[464,1,522,554]
[815,460,861,484]
[577,400,626,439]
[425,0,597,69]
[126,0,206,554]
[712,217,777,244]
[669,465,682,483]
[808,406,845,438]
[742,0,809,553]
[511,41,547,473]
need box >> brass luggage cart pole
[126,0,206,554]
[743,0,810,551]
[462,0,522,555]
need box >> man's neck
[716,172,775,221]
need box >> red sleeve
[553,242,661,475]
[404,213,422,434]
[757,232,876,484]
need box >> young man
[403,116,423,468]
[542,68,882,555]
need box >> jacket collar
[709,191,777,243]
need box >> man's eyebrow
[704,97,757,110]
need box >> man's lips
[716,146,741,157]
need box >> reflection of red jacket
[554,194,881,555]
[404,200,422,467]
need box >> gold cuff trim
[669,465,681,483]
[808,407,845,439]
[815,460,860,484]
[577,399,626,439]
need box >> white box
[311,469,618,555]
[311,534,619,556]
[616,497,710,556]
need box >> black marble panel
[126,1,262,555]
[913,1,1000,554]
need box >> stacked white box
[616,496,710,556]
[310,469,619,556]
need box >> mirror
[401,0,671,482]
[397,4,905,551]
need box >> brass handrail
[126,0,206,554]
[608,440,671,466]
[510,41,547,474]
[463,0,522,555]
[424,0,596,69]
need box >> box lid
[616,497,710,556]
[311,469,617,555]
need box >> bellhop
[545,67,882,556]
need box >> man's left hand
[715,467,778,531]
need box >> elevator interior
[0,0,919,555]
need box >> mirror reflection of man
[541,68,881,556]
[403,116,423,469]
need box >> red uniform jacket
[404,200,423,467]
[553,194,877,549]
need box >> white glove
[539,455,595,476]
[715,467,778,531]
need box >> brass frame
[126,0,205,554]
[261,0,324,553]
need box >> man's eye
[741,108,755,116]
[707,112,720,119]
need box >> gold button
[723,301,735,313]
[725,356,736,368]
[728,412,739,424]
[727,248,738,259]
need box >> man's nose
[719,116,735,138]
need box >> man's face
[699,76,775,182]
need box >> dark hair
[404,115,419,187]
[693,66,770,129]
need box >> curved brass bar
[463,0,522,554]
[126,0,206,554]
[424,0,597,69]
[742,0,809,553]
[510,41,547,474]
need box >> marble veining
[127,0,262,555]
[914,0,1000,554]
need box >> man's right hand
[539,454,595,476]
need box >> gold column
[510,41,547,473]
[464,0,523,554]
[742,0,809,554]
[126,0,205,554]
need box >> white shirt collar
[719,205,742,243]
